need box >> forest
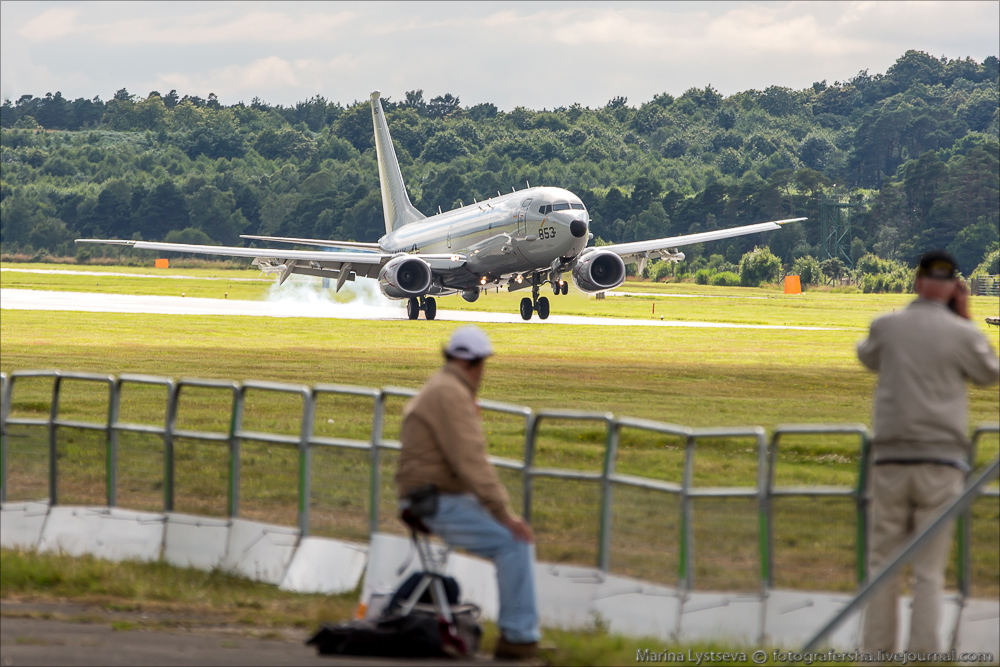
[1,49,998,288]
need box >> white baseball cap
[445,326,494,360]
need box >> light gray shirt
[857,298,999,464]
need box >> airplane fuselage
[379,186,590,293]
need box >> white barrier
[222,519,299,585]
[358,532,431,618]
[957,598,1000,655]
[446,552,500,621]
[763,590,859,648]
[36,507,164,562]
[281,536,368,594]
[0,501,49,549]
[676,592,763,644]
[533,563,608,629]
[590,575,680,640]
[162,513,231,571]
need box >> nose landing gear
[406,296,437,320]
[519,276,550,321]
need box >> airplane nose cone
[570,219,588,238]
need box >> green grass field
[2,263,998,596]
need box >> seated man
[396,326,539,660]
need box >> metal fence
[969,274,999,297]
[2,369,997,598]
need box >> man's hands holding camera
[948,279,971,320]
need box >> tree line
[1,50,997,284]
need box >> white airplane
[78,91,805,321]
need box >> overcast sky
[2,1,997,111]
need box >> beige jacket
[857,298,999,464]
[395,363,513,523]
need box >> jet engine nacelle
[378,255,433,299]
[571,250,627,293]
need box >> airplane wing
[75,239,466,289]
[240,234,382,251]
[596,217,806,265]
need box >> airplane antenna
[526,181,530,188]
[438,206,442,214]
[459,200,464,207]
[497,191,501,197]
[474,197,477,203]
[511,187,515,193]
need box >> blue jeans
[424,493,540,644]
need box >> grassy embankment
[1,548,871,666]
[1,264,997,596]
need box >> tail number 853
[537,226,556,239]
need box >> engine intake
[571,250,626,293]
[378,255,433,299]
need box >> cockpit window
[540,202,584,214]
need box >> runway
[1,289,839,331]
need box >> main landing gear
[519,278,550,321]
[551,280,568,296]
[406,296,437,321]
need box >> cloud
[18,6,355,46]
[114,10,356,45]
[17,7,83,42]
[153,54,360,101]
[477,5,864,58]
[834,1,998,55]
[699,5,864,56]
[230,57,300,89]
[3,1,997,110]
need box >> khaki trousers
[862,463,964,653]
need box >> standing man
[396,326,540,660]
[857,250,999,652]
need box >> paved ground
[0,603,490,666]
[0,288,837,330]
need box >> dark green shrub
[710,271,740,286]
[739,246,780,286]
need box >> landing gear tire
[424,297,437,321]
[537,296,550,320]
[561,281,569,295]
[519,297,533,321]
[407,298,420,320]
[552,282,560,295]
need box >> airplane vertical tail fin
[370,91,425,234]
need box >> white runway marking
[1,267,270,282]
[1,289,840,331]
[605,290,768,300]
